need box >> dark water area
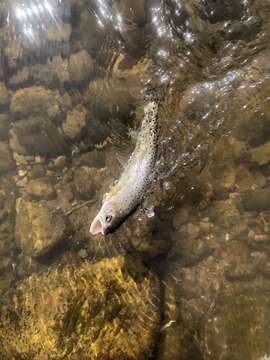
[0,0,270,359]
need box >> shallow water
[0,0,270,359]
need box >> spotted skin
[90,100,160,235]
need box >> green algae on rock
[0,256,160,360]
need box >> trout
[90,98,159,235]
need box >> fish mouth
[89,214,105,235]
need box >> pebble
[46,170,54,177]
[18,169,27,178]
[30,164,45,179]
[35,156,45,164]
[172,208,190,230]
[78,249,88,259]
[54,155,66,169]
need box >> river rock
[10,86,61,119]
[0,82,9,107]
[0,114,9,141]
[74,150,106,169]
[68,50,94,85]
[241,188,270,212]
[172,207,190,230]
[8,67,30,88]
[209,199,240,228]
[53,155,66,169]
[30,164,46,179]
[73,166,95,199]
[62,109,87,140]
[203,289,270,359]
[46,22,72,43]
[15,198,65,257]
[0,256,160,359]
[47,56,70,84]
[25,179,56,200]
[4,40,23,70]
[85,78,134,123]
[250,141,270,166]
[0,142,15,173]
[9,116,67,157]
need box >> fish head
[90,200,121,235]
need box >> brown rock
[62,109,87,140]
[25,179,56,200]
[0,142,15,173]
[10,86,61,119]
[0,114,10,141]
[68,50,94,85]
[9,116,67,157]
[250,141,270,166]
[73,166,95,199]
[15,198,65,257]
[0,83,9,107]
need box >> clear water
[0,0,270,359]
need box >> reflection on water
[0,0,270,359]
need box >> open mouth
[89,216,104,235]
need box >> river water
[0,0,270,359]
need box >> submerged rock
[10,86,62,119]
[0,82,9,107]
[25,179,56,200]
[85,78,135,123]
[250,141,270,166]
[0,256,160,360]
[0,142,15,173]
[241,188,270,212]
[53,155,67,169]
[0,113,10,141]
[63,109,87,140]
[68,50,94,86]
[15,198,66,257]
[203,289,270,359]
[209,199,240,228]
[47,56,70,85]
[9,116,68,157]
[73,166,96,199]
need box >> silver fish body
[90,99,159,235]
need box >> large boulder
[15,198,66,257]
[0,256,160,359]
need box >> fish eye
[105,215,112,223]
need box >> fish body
[90,99,159,235]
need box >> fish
[90,97,160,235]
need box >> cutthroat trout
[90,98,159,235]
